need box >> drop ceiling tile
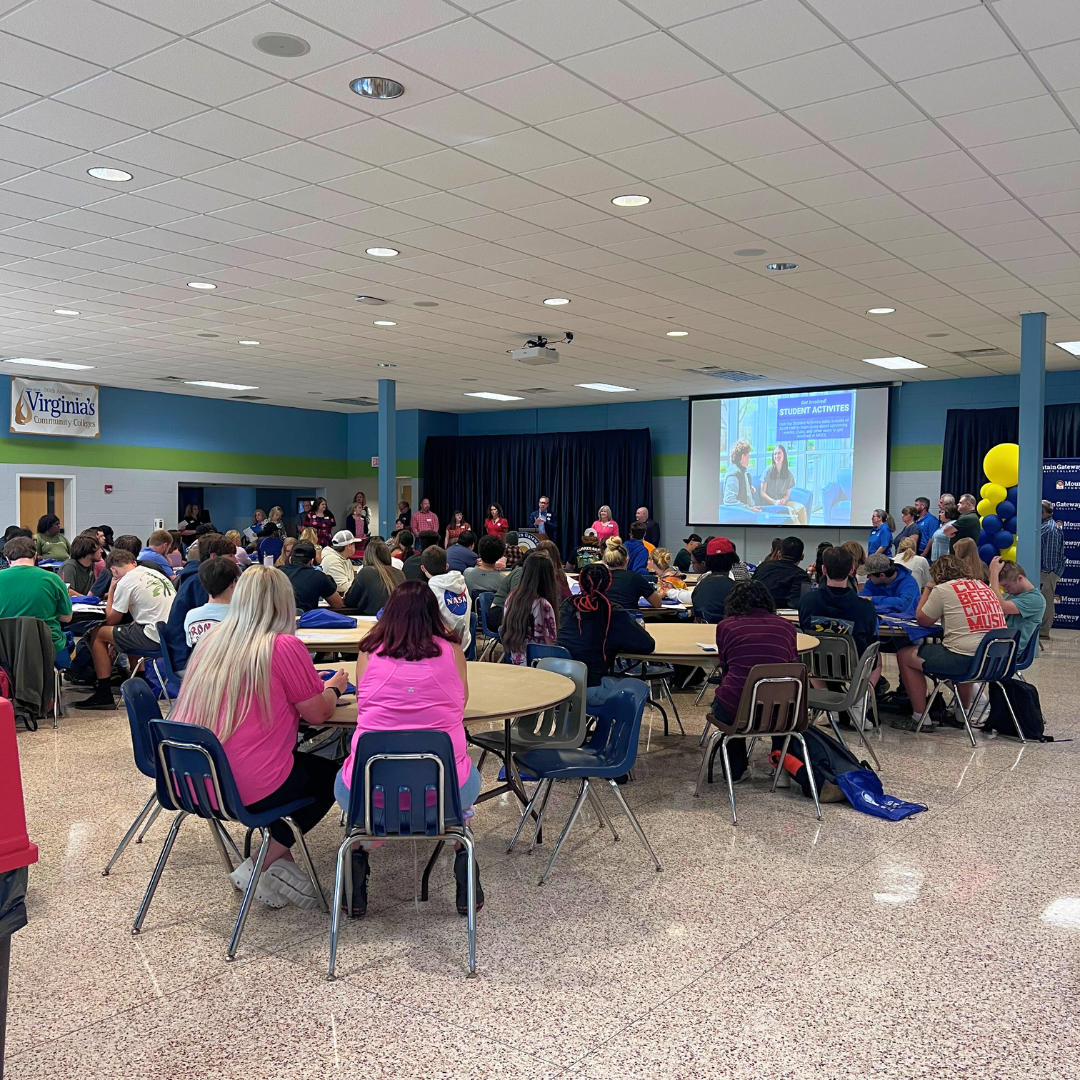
[563,33,717,100]
[391,192,495,224]
[326,167,438,204]
[4,169,106,207]
[631,78,773,134]
[822,194,917,224]
[107,0,257,35]
[629,204,723,234]
[698,186,800,220]
[972,131,1080,175]
[739,144,855,186]
[245,142,361,184]
[998,162,1080,199]
[386,149,506,189]
[901,177,1012,213]
[600,138,720,180]
[1029,41,1080,94]
[521,157,636,196]
[807,0,975,37]
[467,65,615,126]
[994,0,1080,51]
[0,128,82,169]
[539,105,670,156]
[833,121,958,169]
[481,0,653,61]
[312,120,439,167]
[787,87,923,145]
[389,95,522,146]
[56,72,206,131]
[104,133,229,177]
[449,212,543,241]
[1,100,142,153]
[691,114,818,162]
[900,54,1046,119]
[187,161,305,200]
[134,178,247,214]
[1026,190,1080,217]
[651,163,765,203]
[937,96,1072,149]
[739,44,886,111]
[275,0,461,49]
[160,111,293,157]
[870,152,987,192]
[83,193,192,226]
[0,0,175,67]
[119,40,281,109]
[450,175,563,211]
[506,199,608,229]
[850,215,945,242]
[225,84,364,140]
[264,184,375,220]
[933,201,1034,231]
[458,128,586,173]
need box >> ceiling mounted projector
[508,332,572,366]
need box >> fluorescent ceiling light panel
[184,380,258,390]
[464,392,523,401]
[861,357,926,370]
[3,358,94,370]
[576,383,636,393]
[1055,342,1080,356]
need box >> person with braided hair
[556,563,655,688]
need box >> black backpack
[984,680,1048,741]
[784,727,869,799]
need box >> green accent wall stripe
[891,444,942,472]
[654,453,687,477]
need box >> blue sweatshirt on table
[868,523,893,556]
[859,562,920,616]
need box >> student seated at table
[334,580,482,918]
[488,541,570,630]
[894,536,930,590]
[0,534,72,659]
[320,531,358,594]
[446,529,479,573]
[166,531,184,570]
[575,528,602,570]
[989,556,1044,653]
[163,535,238,667]
[761,537,783,563]
[690,539,740,622]
[625,521,652,573]
[841,541,866,590]
[602,537,661,611]
[403,530,440,581]
[501,551,560,665]
[752,536,810,608]
[184,557,241,649]
[420,545,472,653]
[503,531,523,570]
[60,534,100,597]
[390,529,414,568]
[77,549,176,710]
[89,534,140,598]
[34,514,71,561]
[895,554,1007,730]
[860,554,921,616]
[275,536,297,567]
[139,529,177,579]
[173,565,346,910]
[463,535,506,597]
[282,542,343,614]
[953,537,989,583]
[710,580,800,781]
[557,564,655,689]
[256,522,284,565]
[298,527,323,564]
[343,540,404,616]
[224,530,252,569]
[672,533,701,574]
[799,546,879,657]
[650,548,684,592]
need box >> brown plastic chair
[694,662,821,824]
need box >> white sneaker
[774,771,792,789]
[262,858,321,910]
[227,857,288,909]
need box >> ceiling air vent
[233,394,266,401]
[325,397,378,407]
[949,348,1009,359]
[690,367,767,382]
[515,387,556,394]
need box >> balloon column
[977,442,1020,564]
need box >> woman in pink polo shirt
[591,505,620,543]
[335,580,482,919]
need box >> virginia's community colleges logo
[10,376,99,438]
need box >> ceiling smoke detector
[692,368,766,382]
[254,33,310,56]
[355,295,386,305]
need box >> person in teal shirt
[989,556,1045,653]
[868,509,894,556]
[0,536,73,659]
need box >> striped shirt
[1042,517,1064,576]
[714,611,799,718]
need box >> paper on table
[696,642,718,653]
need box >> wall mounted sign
[10,377,99,438]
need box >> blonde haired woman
[224,529,251,568]
[299,526,322,564]
[275,535,297,567]
[649,547,684,592]
[171,565,348,909]
[953,536,989,583]
[601,536,661,610]
[894,535,930,589]
[591,505,620,543]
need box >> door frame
[15,472,77,535]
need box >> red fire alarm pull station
[104,485,113,494]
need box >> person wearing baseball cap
[283,540,343,613]
[859,552,920,616]
[320,530,358,594]
[674,533,702,574]
[691,538,741,622]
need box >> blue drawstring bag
[836,768,927,821]
[70,595,100,605]
[297,610,357,629]
[319,669,356,694]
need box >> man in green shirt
[0,536,73,659]
[33,514,71,561]
[989,556,1045,653]
[945,493,981,552]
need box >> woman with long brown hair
[501,552,560,665]
[343,539,404,616]
[952,536,989,583]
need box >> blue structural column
[378,378,396,539]
[1018,312,1046,576]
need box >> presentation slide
[687,385,890,527]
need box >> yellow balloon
[977,499,995,517]
[1000,544,1017,562]
[980,482,1007,506]
[983,442,1019,488]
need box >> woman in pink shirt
[591,505,620,543]
[335,580,482,919]
[171,564,349,910]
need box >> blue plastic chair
[1012,629,1040,681]
[134,718,327,959]
[464,610,478,661]
[476,592,500,660]
[153,621,185,712]
[328,730,478,979]
[917,628,1020,745]
[512,678,661,885]
[52,628,74,728]
[526,643,570,664]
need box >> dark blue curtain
[942,404,1080,496]
[422,428,653,557]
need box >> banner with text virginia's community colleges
[9,376,99,438]
[1043,458,1080,629]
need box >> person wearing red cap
[691,538,740,622]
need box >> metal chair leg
[285,817,329,912]
[853,696,882,770]
[132,811,186,934]
[770,734,792,792]
[135,803,163,844]
[661,680,684,735]
[695,730,721,796]
[459,827,478,977]
[226,828,273,961]
[103,793,157,876]
[53,667,62,727]
[646,696,669,735]
[528,777,555,853]
[538,779,591,885]
[792,733,822,820]
[606,778,661,872]
[476,749,488,773]
[420,841,444,900]
[586,784,619,841]
[915,680,942,734]
[508,778,544,853]
[328,832,364,980]
[719,737,738,825]
[999,682,1026,742]
[206,818,237,873]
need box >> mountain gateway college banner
[1043,458,1080,630]
[9,377,99,438]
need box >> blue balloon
[996,500,1016,521]
[1005,516,1017,534]
[994,530,1014,550]
[979,543,998,564]
[981,514,1002,536]
[978,530,988,546]
[1006,486,1018,505]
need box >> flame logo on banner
[13,391,32,426]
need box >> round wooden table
[620,621,818,662]
[296,617,376,650]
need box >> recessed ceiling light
[464,392,524,402]
[666,330,689,337]
[187,281,216,290]
[184,380,259,390]
[350,76,404,99]
[862,357,926,370]
[53,308,80,316]
[734,248,766,257]
[87,167,131,182]
[544,297,570,306]
[253,33,309,56]
[766,262,798,271]
[377,362,397,368]
[612,194,650,207]
[867,307,895,315]
[373,320,397,327]
[238,339,260,345]
[366,247,399,257]
[1056,341,1080,356]
[3,357,94,370]
[576,383,636,393]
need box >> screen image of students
[758,444,807,525]
[723,440,761,513]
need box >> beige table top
[620,621,818,662]
[296,617,376,649]
[316,660,575,726]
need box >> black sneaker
[342,848,368,919]
[454,847,484,916]
[73,690,116,710]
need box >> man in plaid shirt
[502,531,523,569]
[1041,499,1064,641]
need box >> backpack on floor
[984,680,1049,741]
[782,727,867,802]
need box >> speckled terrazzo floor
[7,635,1080,1080]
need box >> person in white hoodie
[321,530,358,594]
[420,544,472,654]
